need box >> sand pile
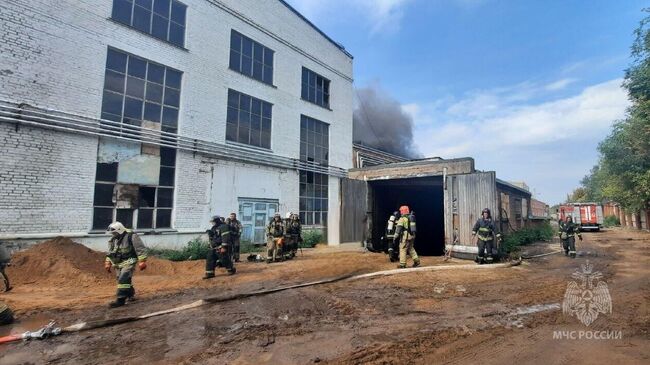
[7,237,112,287]
[6,237,194,288]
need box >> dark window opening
[229,30,274,85]
[93,207,114,230]
[96,163,118,182]
[226,89,272,148]
[301,67,330,108]
[111,0,187,47]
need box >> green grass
[603,215,620,227]
[501,221,555,254]
[300,230,324,248]
[148,238,211,261]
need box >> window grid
[301,67,330,108]
[299,115,329,226]
[111,0,187,47]
[229,30,274,85]
[226,89,272,149]
[101,48,182,137]
[300,115,329,165]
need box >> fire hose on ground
[0,259,522,345]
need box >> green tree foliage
[574,10,650,211]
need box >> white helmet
[107,222,127,235]
[286,212,293,219]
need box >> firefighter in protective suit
[394,205,420,269]
[284,212,301,259]
[105,222,147,308]
[559,216,582,258]
[204,215,236,278]
[267,213,285,263]
[385,211,400,262]
[472,208,501,264]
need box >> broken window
[94,183,115,206]
[96,162,118,182]
[93,207,114,230]
[116,209,134,229]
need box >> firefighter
[559,216,582,258]
[385,210,400,262]
[394,205,420,269]
[471,208,501,264]
[204,215,235,279]
[266,213,285,263]
[285,212,302,259]
[105,222,147,308]
[226,212,243,262]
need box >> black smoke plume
[353,85,422,159]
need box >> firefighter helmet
[210,215,221,223]
[107,222,126,235]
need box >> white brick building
[0,0,353,250]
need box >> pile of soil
[5,237,191,287]
[7,237,112,287]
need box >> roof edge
[277,0,353,59]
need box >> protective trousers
[399,235,419,266]
[562,237,576,256]
[116,264,135,299]
[232,236,241,262]
[477,238,494,262]
[267,237,282,261]
[205,246,220,276]
[287,236,299,255]
[218,245,234,271]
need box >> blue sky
[285,0,646,204]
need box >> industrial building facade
[0,0,353,249]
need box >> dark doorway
[369,177,445,256]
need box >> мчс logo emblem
[562,260,612,326]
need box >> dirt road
[1,228,648,364]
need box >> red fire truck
[558,203,603,231]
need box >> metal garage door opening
[370,177,445,256]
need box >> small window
[229,30,274,85]
[93,207,114,230]
[301,67,330,109]
[96,163,118,182]
[94,183,115,206]
[111,0,187,47]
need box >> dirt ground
[0,228,648,364]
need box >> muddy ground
[1,228,648,364]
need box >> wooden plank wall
[339,178,368,243]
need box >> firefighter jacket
[472,218,501,241]
[227,219,243,238]
[106,231,147,268]
[395,214,415,241]
[267,219,285,238]
[210,223,232,248]
[285,218,302,237]
[559,221,581,240]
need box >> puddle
[500,303,561,329]
[0,314,52,337]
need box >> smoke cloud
[353,85,422,159]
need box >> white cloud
[286,0,412,34]
[409,79,629,204]
[545,78,577,91]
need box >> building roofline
[277,0,354,59]
[496,178,532,196]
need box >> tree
[570,9,650,211]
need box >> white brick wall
[0,0,353,244]
[0,123,98,233]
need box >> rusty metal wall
[339,178,368,242]
[445,172,498,246]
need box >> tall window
[112,0,187,47]
[299,115,329,226]
[301,67,330,108]
[229,30,274,85]
[300,115,329,165]
[226,89,272,149]
[102,48,182,135]
[93,48,180,231]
